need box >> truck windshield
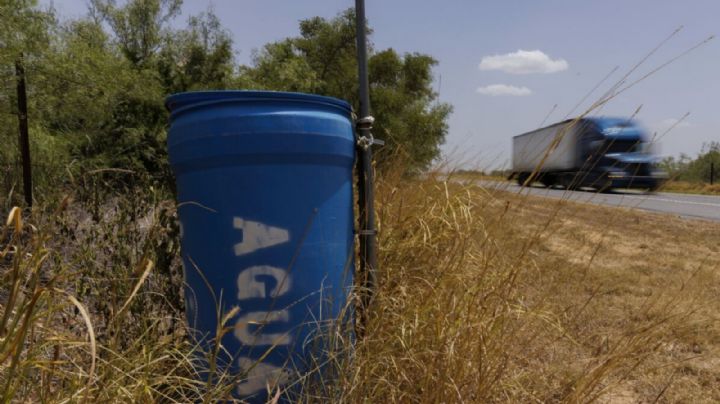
[604,139,641,153]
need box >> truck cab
[581,118,665,191]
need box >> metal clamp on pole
[356,116,376,150]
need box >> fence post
[711,162,715,185]
[15,53,32,207]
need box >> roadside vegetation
[659,180,720,195]
[1,0,450,198]
[657,142,720,194]
[2,0,718,402]
[3,165,719,402]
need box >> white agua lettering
[234,310,292,346]
[237,265,291,300]
[236,357,291,396]
[233,217,289,256]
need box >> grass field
[354,173,720,402]
[477,181,720,402]
[659,180,720,195]
[1,171,719,402]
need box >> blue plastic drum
[166,91,355,401]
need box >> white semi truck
[511,117,666,191]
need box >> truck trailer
[511,117,666,191]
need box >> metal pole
[15,53,32,207]
[354,0,378,322]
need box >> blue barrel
[166,91,355,401]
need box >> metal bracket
[355,115,384,150]
[356,115,374,126]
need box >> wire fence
[1,161,75,208]
[1,159,165,213]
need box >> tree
[157,10,236,93]
[38,3,236,180]
[1,1,452,196]
[685,142,720,183]
[30,16,168,179]
[0,0,56,194]
[0,0,53,60]
[658,143,720,183]
[368,50,451,170]
[658,154,691,179]
[90,0,182,66]
[240,40,319,93]
[240,9,451,171]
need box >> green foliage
[0,0,56,201]
[1,2,451,203]
[0,0,54,59]
[2,1,238,193]
[157,11,236,92]
[241,9,452,171]
[89,0,182,66]
[369,51,451,170]
[36,17,168,180]
[685,142,720,182]
[241,40,320,92]
[657,154,691,178]
[295,12,359,97]
[658,142,720,183]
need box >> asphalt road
[473,181,720,222]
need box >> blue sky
[45,0,719,169]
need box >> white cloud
[476,84,532,96]
[479,50,569,74]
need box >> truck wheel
[517,173,529,186]
[540,175,555,188]
[563,175,579,191]
[597,183,613,193]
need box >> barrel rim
[165,90,352,116]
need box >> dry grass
[659,180,720,195]
[484,182,720,403]
[1,169,719,402]
[334,172,720,403]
